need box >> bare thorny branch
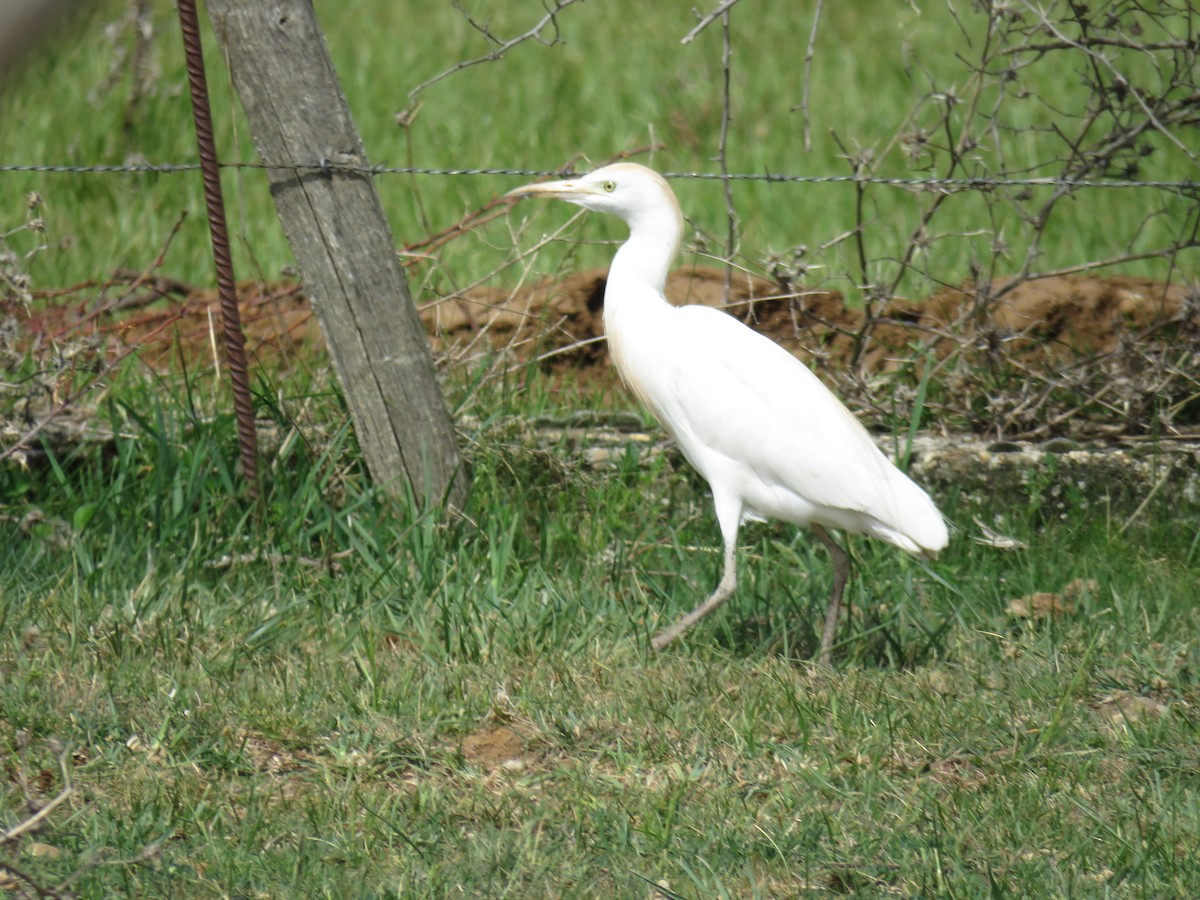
[716,9,738,299]
[796,0,825,153]
[795,0,1200,438]
[680,0,746,46]
[403,0,585,105]
[1,210,191,467]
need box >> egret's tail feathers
[869,476,949,557]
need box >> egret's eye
[602,180,616,193]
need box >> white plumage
[508,163,948,662]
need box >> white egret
[507,163,948,662]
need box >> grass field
[3,0,1200,897]
[1,377,1199,896]
[1,0,1196,296]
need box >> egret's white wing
[623,304,945,550]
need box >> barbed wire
[1,160,1197,192]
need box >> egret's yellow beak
[505,177,590,201]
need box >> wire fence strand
[0,161,1196,193]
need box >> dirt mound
[460,726,525,770]
[8,265,1196,440]
[20,265,1190,376]
[424,266,1194,375]
[423,264,782,368]
[423,267,1197,437]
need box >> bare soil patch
[6,266,1198,444]
[461,725,525,770]
[424,265,1193,376]
[22,266,1191,374]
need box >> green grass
[1,0,1196,298]
[2,370,1199,897]
[3,2,1200,896]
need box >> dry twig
[404,0,586,102]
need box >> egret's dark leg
[651,529,738,650]
[812,525,850,666]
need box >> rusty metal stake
[177,0,259,495]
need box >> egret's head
[506,163,682,235]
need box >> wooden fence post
[205,0,465,509]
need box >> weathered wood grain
[206,0,464,508]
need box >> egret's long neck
[602,195,683,400]
[605,200,683,313]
